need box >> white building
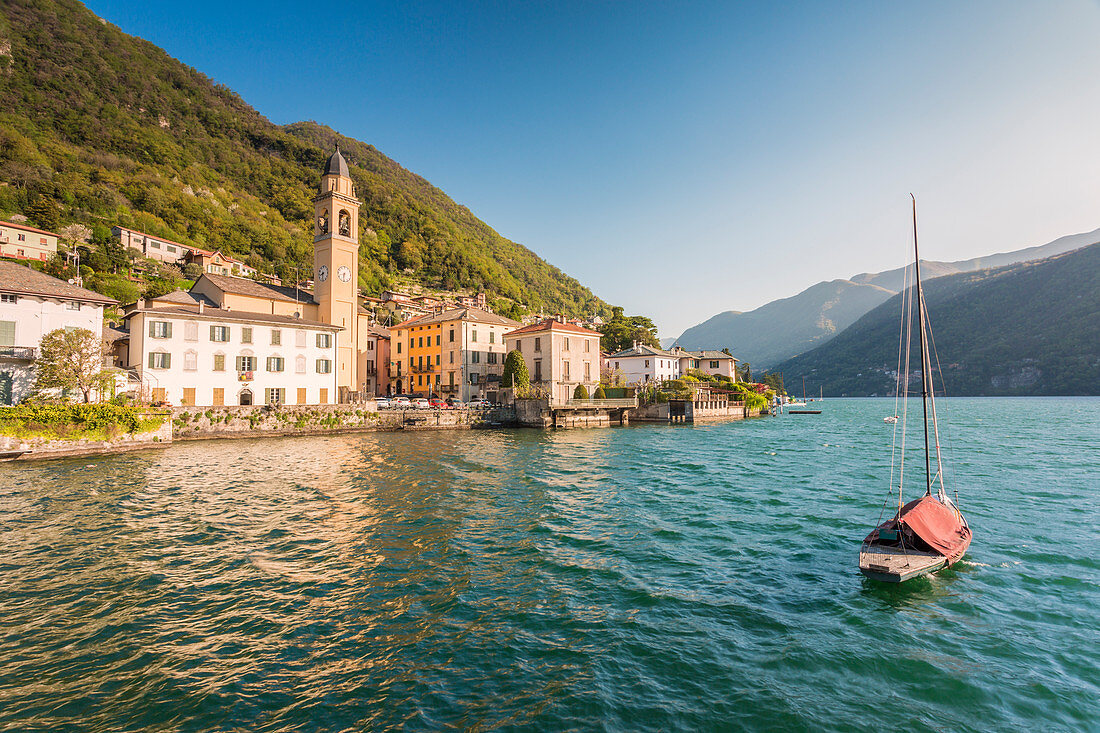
[118,294,341,406]
[670,347,739,381]
[606,343,681,385]
[112,225,192,264]
[0,260,116,404]
[504,319,602,404]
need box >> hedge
[0,404,164,439]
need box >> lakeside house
[1,221,59,263]
[390,307,521,401]
[504,318,602,403]
[112,225,193,265]
[0,260,117,405]
[606,342,681,384]
[670,347,739,381]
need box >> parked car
[467,398,491,409]
[448,399,465,410]
[429,398,448,409]
[374,397,391,409]
[391,396,411,408]
[411,398,431,410]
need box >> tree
[593,385,607,399]
[573,384,589,399]
[59,223,93,251]
[26,197,60,232]
[598,305,660,352]
[737,361,753,383]
[182,262,203,280]
[500,349,530,392]
[34,328,115,403]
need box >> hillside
[0,0,609,319]
[675,226,1100,367]
[772,243,1100,396]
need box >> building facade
[0,260,116,404]
[112,226,192,264]
[1,221,59,262]
[504,319,602,404]
[606,343,682,385]
[670,347,739,381]
[390,307,520,401]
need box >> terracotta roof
[365,325,391,339]
[0,260,116,304]
[1,220,59,237]
[150,289,217,307]
[197,272,316,305]
[122,304,341,330]
[505,319,602,337]
[393,306,520,330]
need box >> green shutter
[210,325,217,341]
[149,321,156,337]
[0,321,15,348]
[148,352,155,368]
[165,322,172,338]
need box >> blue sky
[85,0,1100,338]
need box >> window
[418,336,423,348]
[645,359,650,368]
[0,294,16,304]
[67,302,81,311]
[148,352,171,369]
[212,388,224,406]
[267,356,285,372]
[367,341,374,351]
[184,350,197,371]
[396,341,402,354]
[449,351,455,364]
[148,320,172,339]
[710,360,719,369]
[213,354,225,371]
[418,356,423,369]
[316,359,332,374]
[534,337,541,352]
[264,388,286,406]
[533,359,542,382]
[449,371,455,386]
[295,355,307,374]
[488,352,497,365]
[564,337,570,351]
[150,241,161,249]
[489,332,495,344]
[210,325,229,342]
[16,233,25,241]
[472,330,478,342]
[181,387,195,406]
[584,362,591,380]
[316,333,332,349]
[296,330,307,348]
[184,321,198,342]
[449,329,455,342]
[584,340,590,353]
[472,351,480,364]
[271,329,282,346]
[236,356,257,372]
[563,361,571,379]
[436,335,441,346]
[241,327,253,344]
[166,245,176,254]
[409,338,413,350]
[0,321,15,347]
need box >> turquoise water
[0,398,1096,731]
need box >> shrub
[593,385,607,399]
[573,384,589,399]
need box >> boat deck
[859,546,946,583]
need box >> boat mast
[911,194,933,497]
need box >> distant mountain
[675,227,1100,368]
[773,243,1100,396]
[0,0,609,319]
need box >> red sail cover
[899,495,971,562]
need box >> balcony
[0,346,37,361]
[410,364,438,374]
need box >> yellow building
[390,306,520,400]
[0,220,58,262]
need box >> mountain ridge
[674,226,1100,367]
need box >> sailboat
[789,376,820,414]
[859,196,972,583]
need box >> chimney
[198,301,205,314]
[632,340,638,349]
[138,298,146,309]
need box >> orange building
[391,316,443,395]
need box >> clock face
[337,265,352,283]
[317,265,329,282]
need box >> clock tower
[313,145,360,399]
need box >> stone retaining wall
[0,416,172,461]
[171,404,514,440]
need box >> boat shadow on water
[857,560,976,609]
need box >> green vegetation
[573,384,589,400]
[593,385,607,399]
[0,403,163,440]
[33,328,115,402]
[599,307,660,352]
[774,244,1100,396]
[501,350,530,392]
[0,0,613,318]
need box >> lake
[1,397,1096,731]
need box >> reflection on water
[1,398,1098,731]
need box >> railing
[410,364,438,374]
[0,346,37,360]
[552,398,638,408]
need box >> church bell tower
[313,145,360,400]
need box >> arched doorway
[239,389,253,406]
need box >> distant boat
[859,196,972,583]
[789,377,819,414]
[883,415,898,424]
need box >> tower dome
[323,145,350,177]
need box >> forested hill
[0,0,609,318]
[772,243,1100,396]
